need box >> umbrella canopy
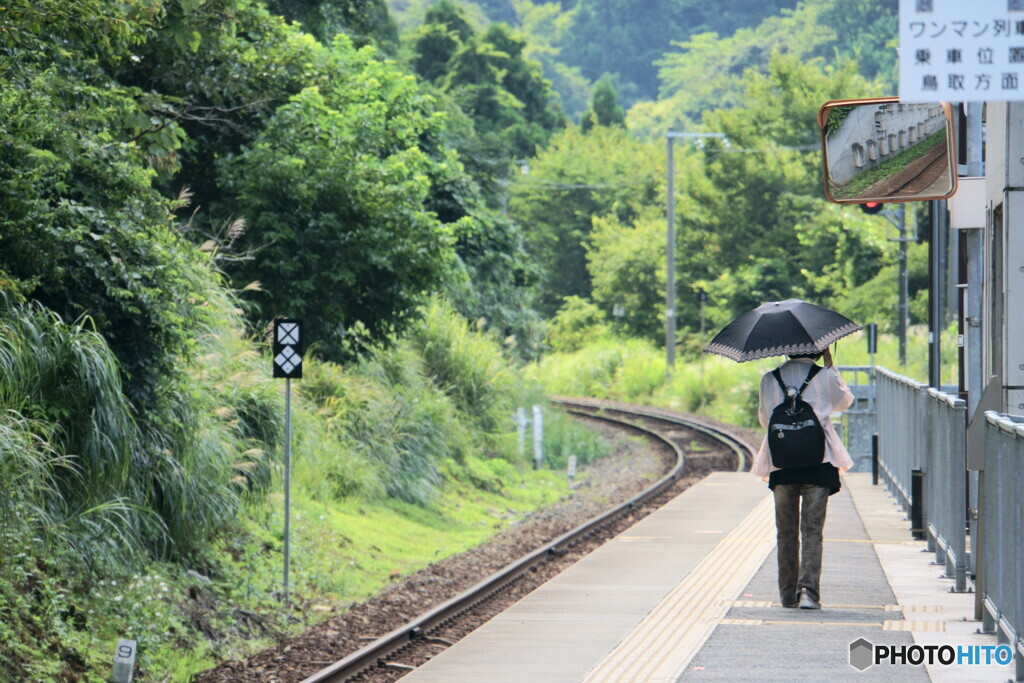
[703,299,861,362]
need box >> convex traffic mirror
[817,97,957,205]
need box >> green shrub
[407,297,523,436]
[300,353,464,506]
[544,296,611,353]
[297,299,543,506]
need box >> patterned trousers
[772,483,830,605]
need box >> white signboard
[900,0,1024,102]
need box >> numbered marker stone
[112,638,137,683]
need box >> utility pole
[665,132,676,374]
[665,130,725,377]
[883,204,911,366]
[898,204,908,367]
[928,198,947,389]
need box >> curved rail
[553,396,753,473]
[302,400,753,683]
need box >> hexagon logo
[849,638,874,671]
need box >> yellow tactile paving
[882,619,947,632]
[582,494,775,683]
[697,618,945,631]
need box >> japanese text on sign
[900,0,1024,102]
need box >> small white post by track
[532,404,543,469]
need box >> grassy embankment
[0,298,608,682]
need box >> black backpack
[767,364,825,469]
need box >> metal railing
[981,412,1024,678]
[876,368,926,512]
[875,368,968,591]
[923,388,967,591]
[835,366,876,473]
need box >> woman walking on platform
[703,299,861,610]
[752,347,854,609]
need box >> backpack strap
[771,368,787,394]
[794,364,823,399]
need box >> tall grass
[306,351,458,506]
[299,322,499,506]
[407,298,524,436]
[0,411,68,542]
[294,299,611,506]
[0,303,150,565]
[0,284,284,561]
[145,277,284,557]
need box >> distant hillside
[559,0,799,105]
[387,0,799,110]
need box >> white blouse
[751,357,855,479]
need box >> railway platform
[405,471,1011,682]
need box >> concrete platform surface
[405,473,770,682]
[404,471,1014,682]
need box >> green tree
[544,296,610,353]
[581,76,625,131]
[819,0,898,88]
[264,0,399,49]
[410,1,565,162]
[99,0,535,355]
[510,0,590,117]
[586,210,664,340]
[0,15,206,409]
[220,75,458,359]
[673,53,887,337]
[508,125,662,314]
[646,0,893,135]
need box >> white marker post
[273,319,303,604]
[516,407,528,458]
[532,404,543,469]
[111,639,136,683]
[567,454,578,487]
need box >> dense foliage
[264,0,399,48]
[0,0,918,677]
[0,0,559,676]
[634,0,896,133]
[509,124,663,315]
[560,0,799,105]
[409,1,565,164]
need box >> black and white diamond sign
[273,319,303,379]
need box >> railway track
[301,399,755,683]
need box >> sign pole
[272,318,303,606]
[283,376,291,605]
[665,131,676,377]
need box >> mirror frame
[817,96,958,205]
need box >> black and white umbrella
[703,298,861,362]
